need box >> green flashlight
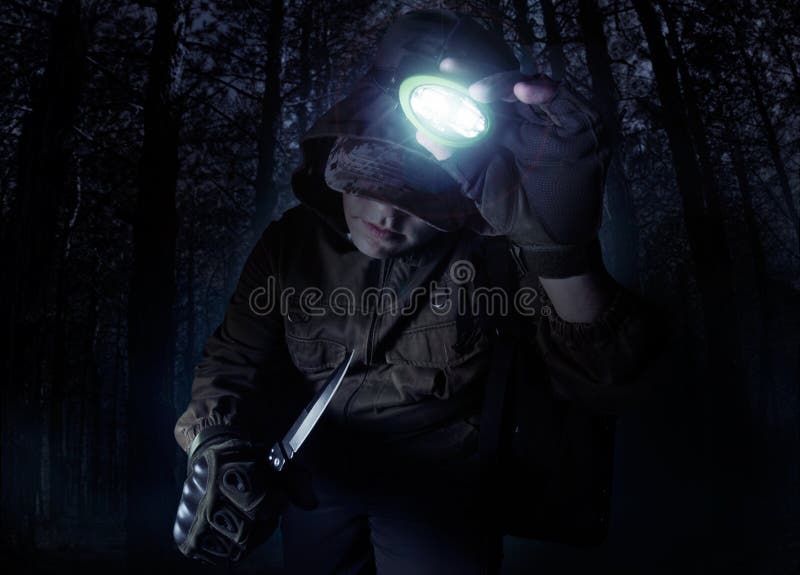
[398,75,492,148]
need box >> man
[172,9,661,574]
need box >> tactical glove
[436,75,610,278]
[173,428,287,565]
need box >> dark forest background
[1,0,798,573]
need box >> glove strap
[511,236,603,279]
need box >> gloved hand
[417,59,610,278]
[173,429,290,565]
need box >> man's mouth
[363,220,403,241]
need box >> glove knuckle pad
[219,461,268,513]
[209,502,251,543]
[174,437,281,565]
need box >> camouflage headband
[323,136,474,232]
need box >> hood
[291,9,519,235]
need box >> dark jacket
[174,174,663,463]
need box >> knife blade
[268,349,355,471]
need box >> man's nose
[374,202,407,229]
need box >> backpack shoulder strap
[476,237,521,470]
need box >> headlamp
[398,75,492,148]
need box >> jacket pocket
[384,320,489,368]
[285,334,347,376]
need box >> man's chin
[351,234,414,260]
[352,236,395,259]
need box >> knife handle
[268,442,286,472]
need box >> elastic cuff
[187,425,244,462]
[545,284,641,345]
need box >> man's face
[342,193,441,259]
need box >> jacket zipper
[366,258,393,365]
[344,258,394,421]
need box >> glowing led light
[399,75,491,148]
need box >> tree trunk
[182,191,196,407]
[659,1,735,296]
[482,0,505,38]
[632,0,749,549]
[0,0,86,549]
[252,0,285,235]
[541,0,566,80]
[577,0,640,289]
[296,0,313,136]
[111,297,125,517]
[81,286,100,518]
[733,21,799,251]
[315,4,333,112]
[661,2,726,218]
[727,128,773,419]
[511,0,538,75]
[126,0,183,563]
[758,0,800,97]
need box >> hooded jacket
[174,10,663,468]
